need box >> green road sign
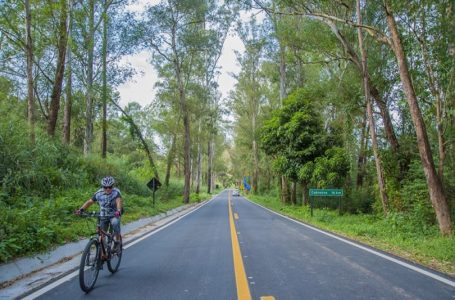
[309,188,344,217]
[309,189,344,197]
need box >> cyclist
[76,176,123,252]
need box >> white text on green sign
[309,189,344,197]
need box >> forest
[0,0,454,273]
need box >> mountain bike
[77,211,123,293]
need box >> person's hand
[75,208,84,215]
[115,210,121,218]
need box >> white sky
[116,1,248,107]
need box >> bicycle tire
[79,239,100,293]
[107,235,122,273]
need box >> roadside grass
[0,185,218,264]
[247,194,455,276]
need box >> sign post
[309,189,344,216]
[146,177,162,207]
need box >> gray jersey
[91,188,121,216]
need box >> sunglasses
[103,186,113,189]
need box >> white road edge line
[22,197,216,300]
[248,199,455,288]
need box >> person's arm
[115,197,122,214]
[80,199,95,211]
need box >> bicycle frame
[78,211,123,293]
[95,217,114,260]
[81,212,119,260]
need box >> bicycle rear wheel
[79,239,100,292]
[107,235,122,273]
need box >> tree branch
[110,100,160,180]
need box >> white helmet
[101,176,115,187]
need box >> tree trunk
[84,0,95,155]
[101,1,108,158]
[369,85,399,153]
[279,39,288,202]
[301,182,309,206]
[180,85,191,203]
[357,0,388,214]
[281,176,290,203]
[356,109,368,188]
[279,43,286,106]
[384,1,451,235]
[323,19,399,153]
[62,1,73,145]
[207,139,213,194]
[290,182,296,205]
[25,0,35,144]
[165,133,176,187]
[196,122,202,194]
[415,15,447,181]
[252,138,259,194]
[47,0,68,137]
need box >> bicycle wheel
[79,239,100,292]
[107,235,122,273]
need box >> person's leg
[110,217,121,252]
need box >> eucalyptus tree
[0,1,72,141]
[69,0,116,155]
[153,76,182,186]
[61,0,134,155]
[47,0,69,137]
[232,17,267,194]
[262,7,291,201]
[0,1,47,143]
[62,0,74,145]
[257,0,453,234]
[183,1,236,194]
[141,0,234,202]
[101,0,134,158]
[24,0,35,143]
[382,0,451,234]
[202,4,237,194]
[356,0,388,214]
[395,0,454,182]
[255,0,400,155]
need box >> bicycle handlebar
[77,211,116,218]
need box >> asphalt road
[28,190,454,299]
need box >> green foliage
[311,147,349,188]
[261,88,327,180]
[0,180,209,263]
[0,124,86,200]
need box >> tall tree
[25,0,35,144]
[255,0,452,235]
[383,0,451,235]
[356,0,388,214]
[83,0,95,155]
[47,0,69,137]
[62,0,73,145]
[264,6,291,202]
[234,18,265,194]
[101,0,109,158]
[142,0,208,203]
[142,0,234,201]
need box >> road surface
[26,190,455,299]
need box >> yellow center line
[229,192,252,300]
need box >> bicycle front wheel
[107,235,122,273]
[79,239,100,293]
